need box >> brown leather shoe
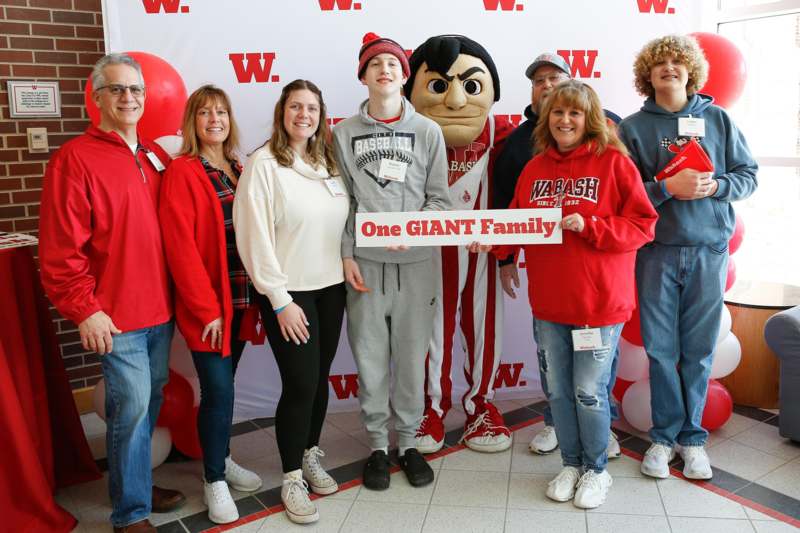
[113,519,156,532]
[151,485,186,513]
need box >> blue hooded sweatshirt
[618,93,757,247]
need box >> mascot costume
[406,35,514,454]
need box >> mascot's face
[410,54,494,147]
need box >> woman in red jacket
[496,80,657,509]
[159,85,262,525]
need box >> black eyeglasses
[95,84,146,97]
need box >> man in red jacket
[39,53,184,533]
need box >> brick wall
[1,0,104,390]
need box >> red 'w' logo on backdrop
[636,0,675,13]
[228,53,280,83]
[327,117,345,127]
[329,374,359,399]
[493,362,526,389]
[557,50,601,78]
[493,114,523,128]
[318,0,362,9]
[483,0,524,10]
[141,0,189,13]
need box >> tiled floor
[62,398,800,532]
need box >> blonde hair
[533,80,628,156]
[180,85,240,161]
[268,79,337,175]
[632,34,709,98]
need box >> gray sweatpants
[346,257,436,450]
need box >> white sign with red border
[355,208,562,247]
[8,80,60,118]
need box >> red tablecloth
[0,246,101,533]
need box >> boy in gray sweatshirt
[333,32,450,491]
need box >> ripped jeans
[533,319,622,473]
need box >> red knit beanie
[357,32,410,80]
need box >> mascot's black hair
[404,34,500,101]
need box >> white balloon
[186,376,202,407]
[151,426,172,469]
[717,305,732,345]
[622,379,653,433]
[616,337,650,382]
[93,378,106,421]
[168,331,198,380]
[711,332,742,379]
[154,134,183,158]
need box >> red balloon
[689,32,747,109]
[725,258,737,292]
[701,379,733,431]
[729,213,745,255]
[84,51,187,140]
[156,369,194,428]
[612,377,634,405]
[622,305,644,346]
[171,405,203,459]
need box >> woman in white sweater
[233,79,348,525]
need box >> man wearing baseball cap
[493,52,622,458]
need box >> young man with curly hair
[618,35,758,480]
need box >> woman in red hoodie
[496,80,657,509]
[159,85,262,525]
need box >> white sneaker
[641,443,675,479]
[203,480,239,524]
[545,466,582,502]
[574,470,613,509]
[281,476,319,524]
[529,425,559,454]
[607,431,621,459]
[224,456,262,492]
[302,446,339,495]
[679,445,713,480]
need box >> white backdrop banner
[104,0,702,420]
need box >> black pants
[258,283,345,472]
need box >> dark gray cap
[525,52,571,80]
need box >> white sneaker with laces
[679,445,713,480]
[607,431,621,459]
[641,443,675,479]
[529,425,559,454]
[281,475,319,524]
[224,456,262,492]
[203,479,239,524]
[545,466,582,502]
[302,446,339,495]
[573,470,613,509]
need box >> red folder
[654,139,714,181]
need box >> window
[711,2,800,286]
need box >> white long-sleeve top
[233,145,349,310]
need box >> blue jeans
[191,310,246,482]
[101,320,174,527]
[537,320,620,426]
[534,319,621,472]
[636,243,727,447]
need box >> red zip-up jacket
[159,156,237,356]
[39,125,172,332]
[495,143,657,326]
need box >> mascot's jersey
[446,116,514,200]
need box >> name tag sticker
[572,328,604,351]
[378,158,407,182]
[145,151,166,171]
[678,117,705,137]
[324,178,346,198]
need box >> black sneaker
[398,448,434,487]
[363,450,390,490]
